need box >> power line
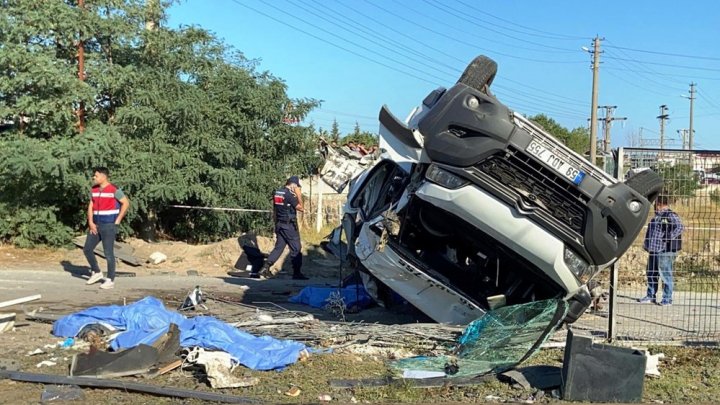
[228,0,441,86]
[499,77,589,105]
[453,0,587,41]
[604,44,720,61]
[604,66,682,98]
[316,108,376,120]
[257,0,455,83]
[284,0,460,80]
[493,84,588,115]
[300,0,588,112]
[327,0,467,66]
[604,56,720,73]
[603,45,687,90]
[604,66,720,81]
[420,0,581,54]
[364,0,586,64]
[697,88,720,110]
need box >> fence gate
[597,147,720,344]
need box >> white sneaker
[86,272,104,285]
[100,280,115,289]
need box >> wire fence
[575,148,720,345]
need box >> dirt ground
[1,237,719,404]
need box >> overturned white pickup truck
[324,55,662,328]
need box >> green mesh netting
[393,298,567,378]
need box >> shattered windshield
[393,299,567,378]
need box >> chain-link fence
[574,148,720,344]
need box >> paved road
[2,267,717,343]
[571,290,720,343]
[0,267,420,325]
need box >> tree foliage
[528,114,589,155]
[655,163,700,199]
[340,121,378,146]
[0,0,322,246]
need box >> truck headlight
[425,165,468,189]
[564,247,594,284]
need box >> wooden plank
[0,294,41,309]
[0,370,257,403]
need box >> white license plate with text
[526,140,586,185]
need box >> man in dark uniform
[252,176,308,280]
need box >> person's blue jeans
[646,252,676,303]
[83,223,117,281]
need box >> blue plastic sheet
[52,296,306,371]
[288,284,373,309]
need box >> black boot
[259,261,272,277]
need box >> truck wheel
[457,55,498,94]
[625,169,664,203]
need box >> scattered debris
[402,370,446,379]
[70,323,180,378]
[285,386,301,397]
[147,359,182,378]
[203,360,259,389]
[633,349,665,377]
[23,307,63,323]
[36,360,57,368]
[40,385,85,402]
[178,286,208,311]
[54,296,307,371]
[485,395,502,401]
[330,375,492,389]
[561,330,645,402]
[149,251,168,265]
[185,347,259,389]
[0,312,15,333]
[0,370,257,403]
[318,394,332,401]
[499,366,562,391]
[0,294,41,309]
[27,349,44,356]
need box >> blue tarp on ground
[288,284,373,309]
[52,296,306,371]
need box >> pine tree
[330,119,341,143]
[0,0,322,246]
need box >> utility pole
[598,105,627,154]
[677,129,689,150]
[688,83,696,150]
[77,0,85,133]
[587,37,603,166]
[657,105,669,150]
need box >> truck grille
[476,149,589,233]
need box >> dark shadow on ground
[220,275,430,325]
[61,260,90,280]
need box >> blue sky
[168,0,720,150]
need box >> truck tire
[457,55,498,93]
[625,169,664,203]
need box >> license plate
[526,140,586,185]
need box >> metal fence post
[608,147,624,342]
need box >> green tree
[528,114,589,155]
[655,163,700,199]
[330,119,341,143]
[341,121,378,147]
[0,0,322,246]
